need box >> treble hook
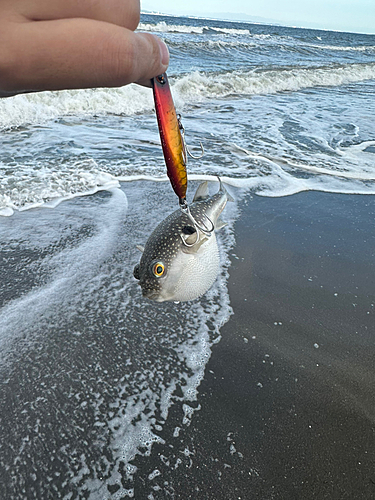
[177,115,204,161]
[179,199,215,247]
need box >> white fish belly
[172,235,220,302]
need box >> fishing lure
[152,72,210,246]
[152,73,187,204]
[152,73,203,206]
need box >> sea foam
[0,182,235,498]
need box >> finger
[4,0,140,31]
[0,19,169,92]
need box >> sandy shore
[0,189,374,499]
[131,191,375,499]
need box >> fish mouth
[141,287,163,302]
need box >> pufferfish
[133,178,234,302]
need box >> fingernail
[157,38,169,67]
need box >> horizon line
[140,10,375,36]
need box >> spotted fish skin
[133,179,233,302]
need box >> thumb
[0,19,169,94]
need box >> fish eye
[152,262,165,278]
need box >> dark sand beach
[0,189,374,499]
[130,191,375,499]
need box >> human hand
[0,0,169,97]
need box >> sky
[141,0,375,34]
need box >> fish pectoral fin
[181,232,209,253]
[181,231,199,246]
[193,181,210,202]
[136,245,145,253]
[181,225,201,248]
[215,217,227,230]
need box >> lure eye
[156,74,166,85]
[152,262,165,278]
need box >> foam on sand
[0,182,235,498]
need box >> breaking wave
[173,63,375,99]
[0,85,153,131]
[307,43,375,53]
[1,63,374,132]
[138,21,250,35]
[138,21,204,34]
[2,160,375,218]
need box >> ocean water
[0,13,375,499]
[1,14,375,215]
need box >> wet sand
[131,191,375,499]
[1,190,374,499]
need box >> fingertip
[133,33,169,83]
[156,37,169,67]
[135,36,170,88]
